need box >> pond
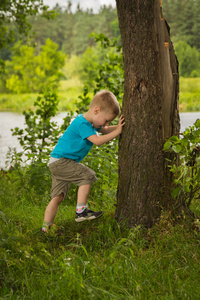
[0,111,200,169]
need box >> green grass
[179,77,200,112]
[1,169,200,299]
[1,203,200,299]
[180,77,200,93]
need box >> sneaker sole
[75,212,103,223]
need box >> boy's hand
[87,115,125,146]
[116,115,125,134]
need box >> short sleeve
[78,122,97,140]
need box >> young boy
[42,90,125,233]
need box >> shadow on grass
[37,212,128,253]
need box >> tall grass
[1,168,200,299]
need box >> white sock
[76,204,87,214]
[42,221,52,232]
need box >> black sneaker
[75,208,103,223]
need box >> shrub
[164,119,200,209]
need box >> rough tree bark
[115,0,180,228]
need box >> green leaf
[194,119,200,128]
[169,136,180,143]
[163,141,172,151]
[171,187,181,198]
[0,210,8,224]
[172,145,182,153]
[183,184,191,193]
[180,138,189,147]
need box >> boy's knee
[54,193,64,204]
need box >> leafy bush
[69,33,124,97]
[5,89,63,202]
[11,89,60,164]
[79,44,107,87]
[164,119,200,209]
[91,33,124,102]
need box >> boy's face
[92,107,116,128]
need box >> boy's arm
[99,125,117,134]
[87,116,125,146]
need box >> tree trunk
[115,0,180,228]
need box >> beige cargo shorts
[49,157,97,199]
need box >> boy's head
[90,90,120,116]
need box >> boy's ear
[94,107,101,114]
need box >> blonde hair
[90,90,120,116]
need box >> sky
[43,0,116,12]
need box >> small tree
[7,89,60,199]
[11,89,60,164]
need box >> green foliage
[175,41,200,77]
[10,89,60,164]
[28,4,118,56]
[0,0,53,47]
[66,34,123,114]
[63,55,82,80]
[110,18,121,41]
[4,89,64,201]
[5,39,65,93]
[91,34,124,101]
[0,3,118,66]
[65,33,123,94]
[79,44,107,87]
[164,119,200,208]
[0,0,55,73]
[76,33,123,105]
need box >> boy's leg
[75,184,103,222]
[77,184,91,204]
[76,184,91,213]
[42,193,64,232]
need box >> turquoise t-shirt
[51,114,98,162]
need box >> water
[0,111,200,169]
[0,112,67,169]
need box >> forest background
[0,0,200,299]
[0,0,200,112]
